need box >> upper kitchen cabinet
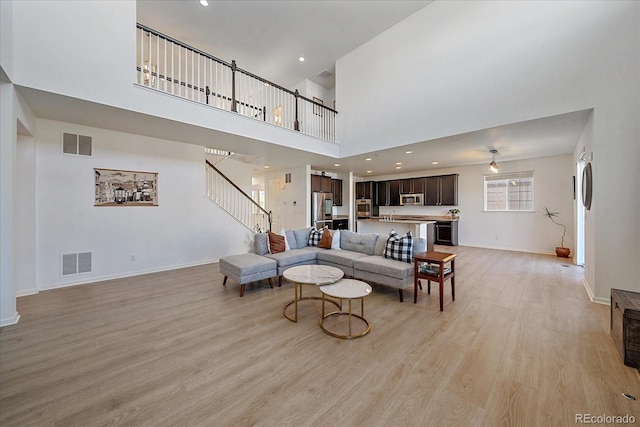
[425,174,458,206]
[400,178,424,195]
[355,181,373,199]
[375,181,389,206]
[311,174,332,193]
[331,179,343,206]
[388,180,401,206]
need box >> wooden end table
[413,251,457,311]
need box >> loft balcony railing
[136,23,337,142]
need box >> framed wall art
[94,168,158,206]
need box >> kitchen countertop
[360,215,458,223]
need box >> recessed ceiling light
[405,150,413,154]
[396,166,402,169]
[334,163,340,167]
[432,161,439,165]
[395,162,402,165]
[264,165,270,169]
[199,0,208,6]
[366,170,372,173]
[365,158,372,161]
[298,57,305,62]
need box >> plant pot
[555,247,570,258]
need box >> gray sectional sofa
[252,228,426,302]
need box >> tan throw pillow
[318,228,332,249]
[268,231,286,254]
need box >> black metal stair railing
[205,158,272,233]
[136,23,337,142]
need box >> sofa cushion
[264,248,317,268]
[340,230,378,256]
[308,228,323,246]
[292,227,312,248]
[331,229,341,250]
[254,232,269,255]
[354,255,414,279]
[413,237,426,255]
[277,228,291,251]
[317,249,368,268]
[318,228,332,249]
[285,230,297,250]
[384,229,413,263]
[268,231,286,254]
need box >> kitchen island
[357,217,436,250]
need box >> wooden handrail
[205,160,272,228]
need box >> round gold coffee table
[319,279,372,339]
[283,265,343,322]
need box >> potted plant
[543,207,570,257]
[448,208,460,220]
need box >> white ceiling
[136,0,432,89]
[133,0,591,177]
[18,1,592,179]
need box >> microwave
[400,194,423,205]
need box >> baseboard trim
[36,259,218,293]
[16,288,39,297]
[0,311,21,328]
[457,244,556,257]
[582,277,609,305]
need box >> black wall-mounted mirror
[582,162,592,210]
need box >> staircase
[205,152,271,233]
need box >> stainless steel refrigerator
[312,192,333,229]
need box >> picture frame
[94,168,158,206]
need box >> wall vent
[317,69,333,79]
[62,132,93,156]
[62,252,92,276]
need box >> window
[484,171,534,211]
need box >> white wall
[29,119,254,290]
[263,164,310,231]
[10,1,340,160]
[15,134,36,296]
[337,1,640,301]
[0,0,13,81]
[371,155,574,254]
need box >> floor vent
[62,252,92,276]
[561,264,570,268]
[62,132,93,156]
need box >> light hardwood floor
[1,246,638,426]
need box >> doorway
[575,159,586,266]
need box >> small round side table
[319,279,372,339]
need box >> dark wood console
[611,288,640,369]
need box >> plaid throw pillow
[308,228,324,246]
[384,229,413,263]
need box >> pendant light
[489,149,499,173]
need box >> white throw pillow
[331,229,341,250]
[278,228,290,251]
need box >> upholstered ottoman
[220,253,277,297]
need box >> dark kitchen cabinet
[356,181,373,200]
[311,174,332,193]
[388,180,401,206]
[375,181,389,206]
[434,220,458,246]
[331,179,343,206]
[425,174,458,206]
[400,178,424,195]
